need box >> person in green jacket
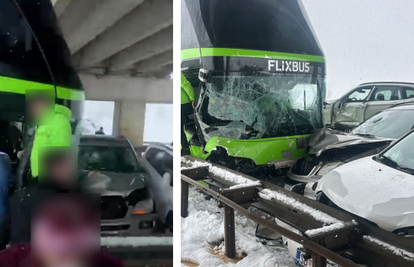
[181,72,195,155]
[29,92,73,179]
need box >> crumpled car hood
[309,128,392,157]
[82,171,146,197]
[317,157,414,231]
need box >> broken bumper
[101,207,164,237]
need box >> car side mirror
[255,223,281,240]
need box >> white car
[140,143,173,230]
[316,129,414,236]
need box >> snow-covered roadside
[181,158,262,189]
[181,187,296,267]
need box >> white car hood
[317,156,414,232]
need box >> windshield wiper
[397,166,414,175]
[380,156,414,175]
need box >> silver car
[287,103,414,184]
[78,135,166,237]
[331,82,414,130]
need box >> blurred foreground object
[0,193,123,266]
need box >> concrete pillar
[113,100,146,146]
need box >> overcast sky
[302,0,414,100]
[144,103,173,143]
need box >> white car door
[332,86,373,128]
[365,86,403,119]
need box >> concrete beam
[76,0,173,69]
[57,0,101,38]
[80,74,172,103]
[53,0,73,18]
[133,49,173,74]
[147,63,173,79]
[63,0,145,53]
[107,26,173,70]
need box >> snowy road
[181,187,297,267]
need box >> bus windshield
[197,72,324,140]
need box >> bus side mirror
[198,68,212,83]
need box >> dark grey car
[78,135,167,237]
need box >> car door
[332,86,373,129]
[402,87,414,103]
[365,86,402,119]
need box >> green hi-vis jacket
[181,72,195,105]
[30,104,72,178]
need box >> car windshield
[78,146,145,173]
[380,131,414,174]
[351,109,414,139]
[198,74,324,140]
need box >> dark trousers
[181,103,193,151]
[0,153,11,224]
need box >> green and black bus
[0,0,84,186]
[181,0,326,177]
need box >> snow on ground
[101,236,173,247]
[181,187,296,267]
[182,158,262,189]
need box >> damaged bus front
[181,0,326,176]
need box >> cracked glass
[197,72,324,140]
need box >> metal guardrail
[104,245,173,267]
[181,156,414,267]
[102,236,173,267]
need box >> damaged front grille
[101,196,128,220]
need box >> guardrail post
[181,180,189,218]
[312,252,327,267]
[224,204,236,258]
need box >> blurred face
[47,156,76,185]
[30,98,50,121]
[32,196,100,267]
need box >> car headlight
[393,227,414,239]
[131,197,154,215]
[291,183,306,195]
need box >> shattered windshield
[197,73,324,140]
[79,146,145,173]
[352,110,414,139]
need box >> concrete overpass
[52,0,173,145]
